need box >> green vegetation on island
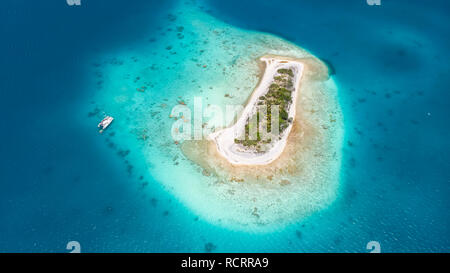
[235,67,295,150]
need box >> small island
[209,56,304,165]
[180,50,342,230]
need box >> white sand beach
[209,56,304,165]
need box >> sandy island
[209,56,304,165]
[181,54,339,185]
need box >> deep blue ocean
[0,0,448,252]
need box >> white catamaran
[98,116,114,133]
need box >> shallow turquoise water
[0,0,448,252]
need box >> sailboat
[98,116,114,133]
